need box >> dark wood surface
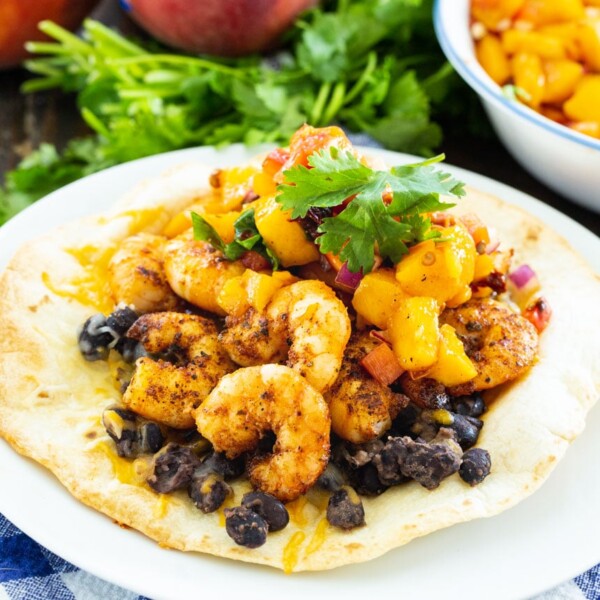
[1,0,599,237]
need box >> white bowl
[434,0,600,213]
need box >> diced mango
[271,270,299,286]
[516,0,585,26]
[577,22,600,71]
[217,276,249,316]
[446,285,473,308]
[570,120,600,137]
[473,253,497,281]
[542,58,584,102]
[502,29,567,58]
[539,23,581,60]
[564,75,600,120]
[395,225,476,304]
[511,52,546,107]
[540,105,569,123]
[352,269,409,329]
[218,166,260,212]
[476,35,512,84]
[254,195,319,267]
[242,270,286,313]
[472,0,527,30]
[162,195,229,238]
[388,297,440,371]
[253,171,277,198]
[426,325,478,387]
[201,211,241,244]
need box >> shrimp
[326,333,409,444]
[440,298,539,396]
[196,364,330,502]
[107,233,179,313]
[163,230,245,316]
[220,280,351,392]
[122,312,236,429]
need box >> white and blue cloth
[1,512,598,599]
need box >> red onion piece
[508,264,537,289]
[334,262,363,292]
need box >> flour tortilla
[0,159,599,572]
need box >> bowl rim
[433,0,600,152]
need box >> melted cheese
[286,496,309,527]
[282,531,306,574]
[304,518,329,558]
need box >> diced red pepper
[523,296,552,333]
[360,343,404,386]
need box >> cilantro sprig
[191,209,279,269]
[276,148,465,273]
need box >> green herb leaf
[191,209,279,269]
[276,146,464,273]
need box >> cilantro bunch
[0,0,478,225]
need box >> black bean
[390,404,420,437]
[137,421,165,454]
[316,463,346,492]
[451,414,483,450]
[225,506,268,548]
[106,306,139,337]
[102,407,138,458]
[189,473,232,513]
[352,463,389,496]
[197,451,245,480]
[452,394,486,418]
[242,491,289,532]
[372,438,408,486]
[147,443,199,493]
[459,448,492,486]
[78,314,114,361]
[399,436,461,490]
[327,486,365,530]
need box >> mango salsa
[395,225,475,304]
[388,297,440,371]
[352,269,408,329]
[425,325,478,387]
[254,195,320,267]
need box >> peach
[123,0,318,57]
[0,0,99,69]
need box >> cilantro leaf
[191,209,279,269]
[276,147,465,273]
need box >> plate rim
[0,144,598,600]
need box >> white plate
[0,146,599,600]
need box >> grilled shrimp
[107,233,179,313]
[122,312,235,429]
[440,298,538,396]
[163,230,245,316]
[196,364,330,502]
[326,333,409,443]
[220,280,351,392]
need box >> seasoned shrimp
[163,230,245,316]
[196,364,330,502]
[440,298,539,396]
[107,233,179,313]
[123,312,235,429]
[218,307,288,367]
[326,333,409,443]
[220,280,351,392]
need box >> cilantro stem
[310,82,332,125]
[343,51,377,105]
[321,81,347,125]
[81,108,111,138]
[20,76,65,93]
[24,42,71,55]
[109,55,246,78]
[38,20,92,55]
[84,19,146,56]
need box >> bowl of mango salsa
[434,0,600,212]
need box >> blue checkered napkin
[0,513,148,600]
[1,512,599,600]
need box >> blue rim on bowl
[433,0,600,152]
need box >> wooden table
[1,0,599,237]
